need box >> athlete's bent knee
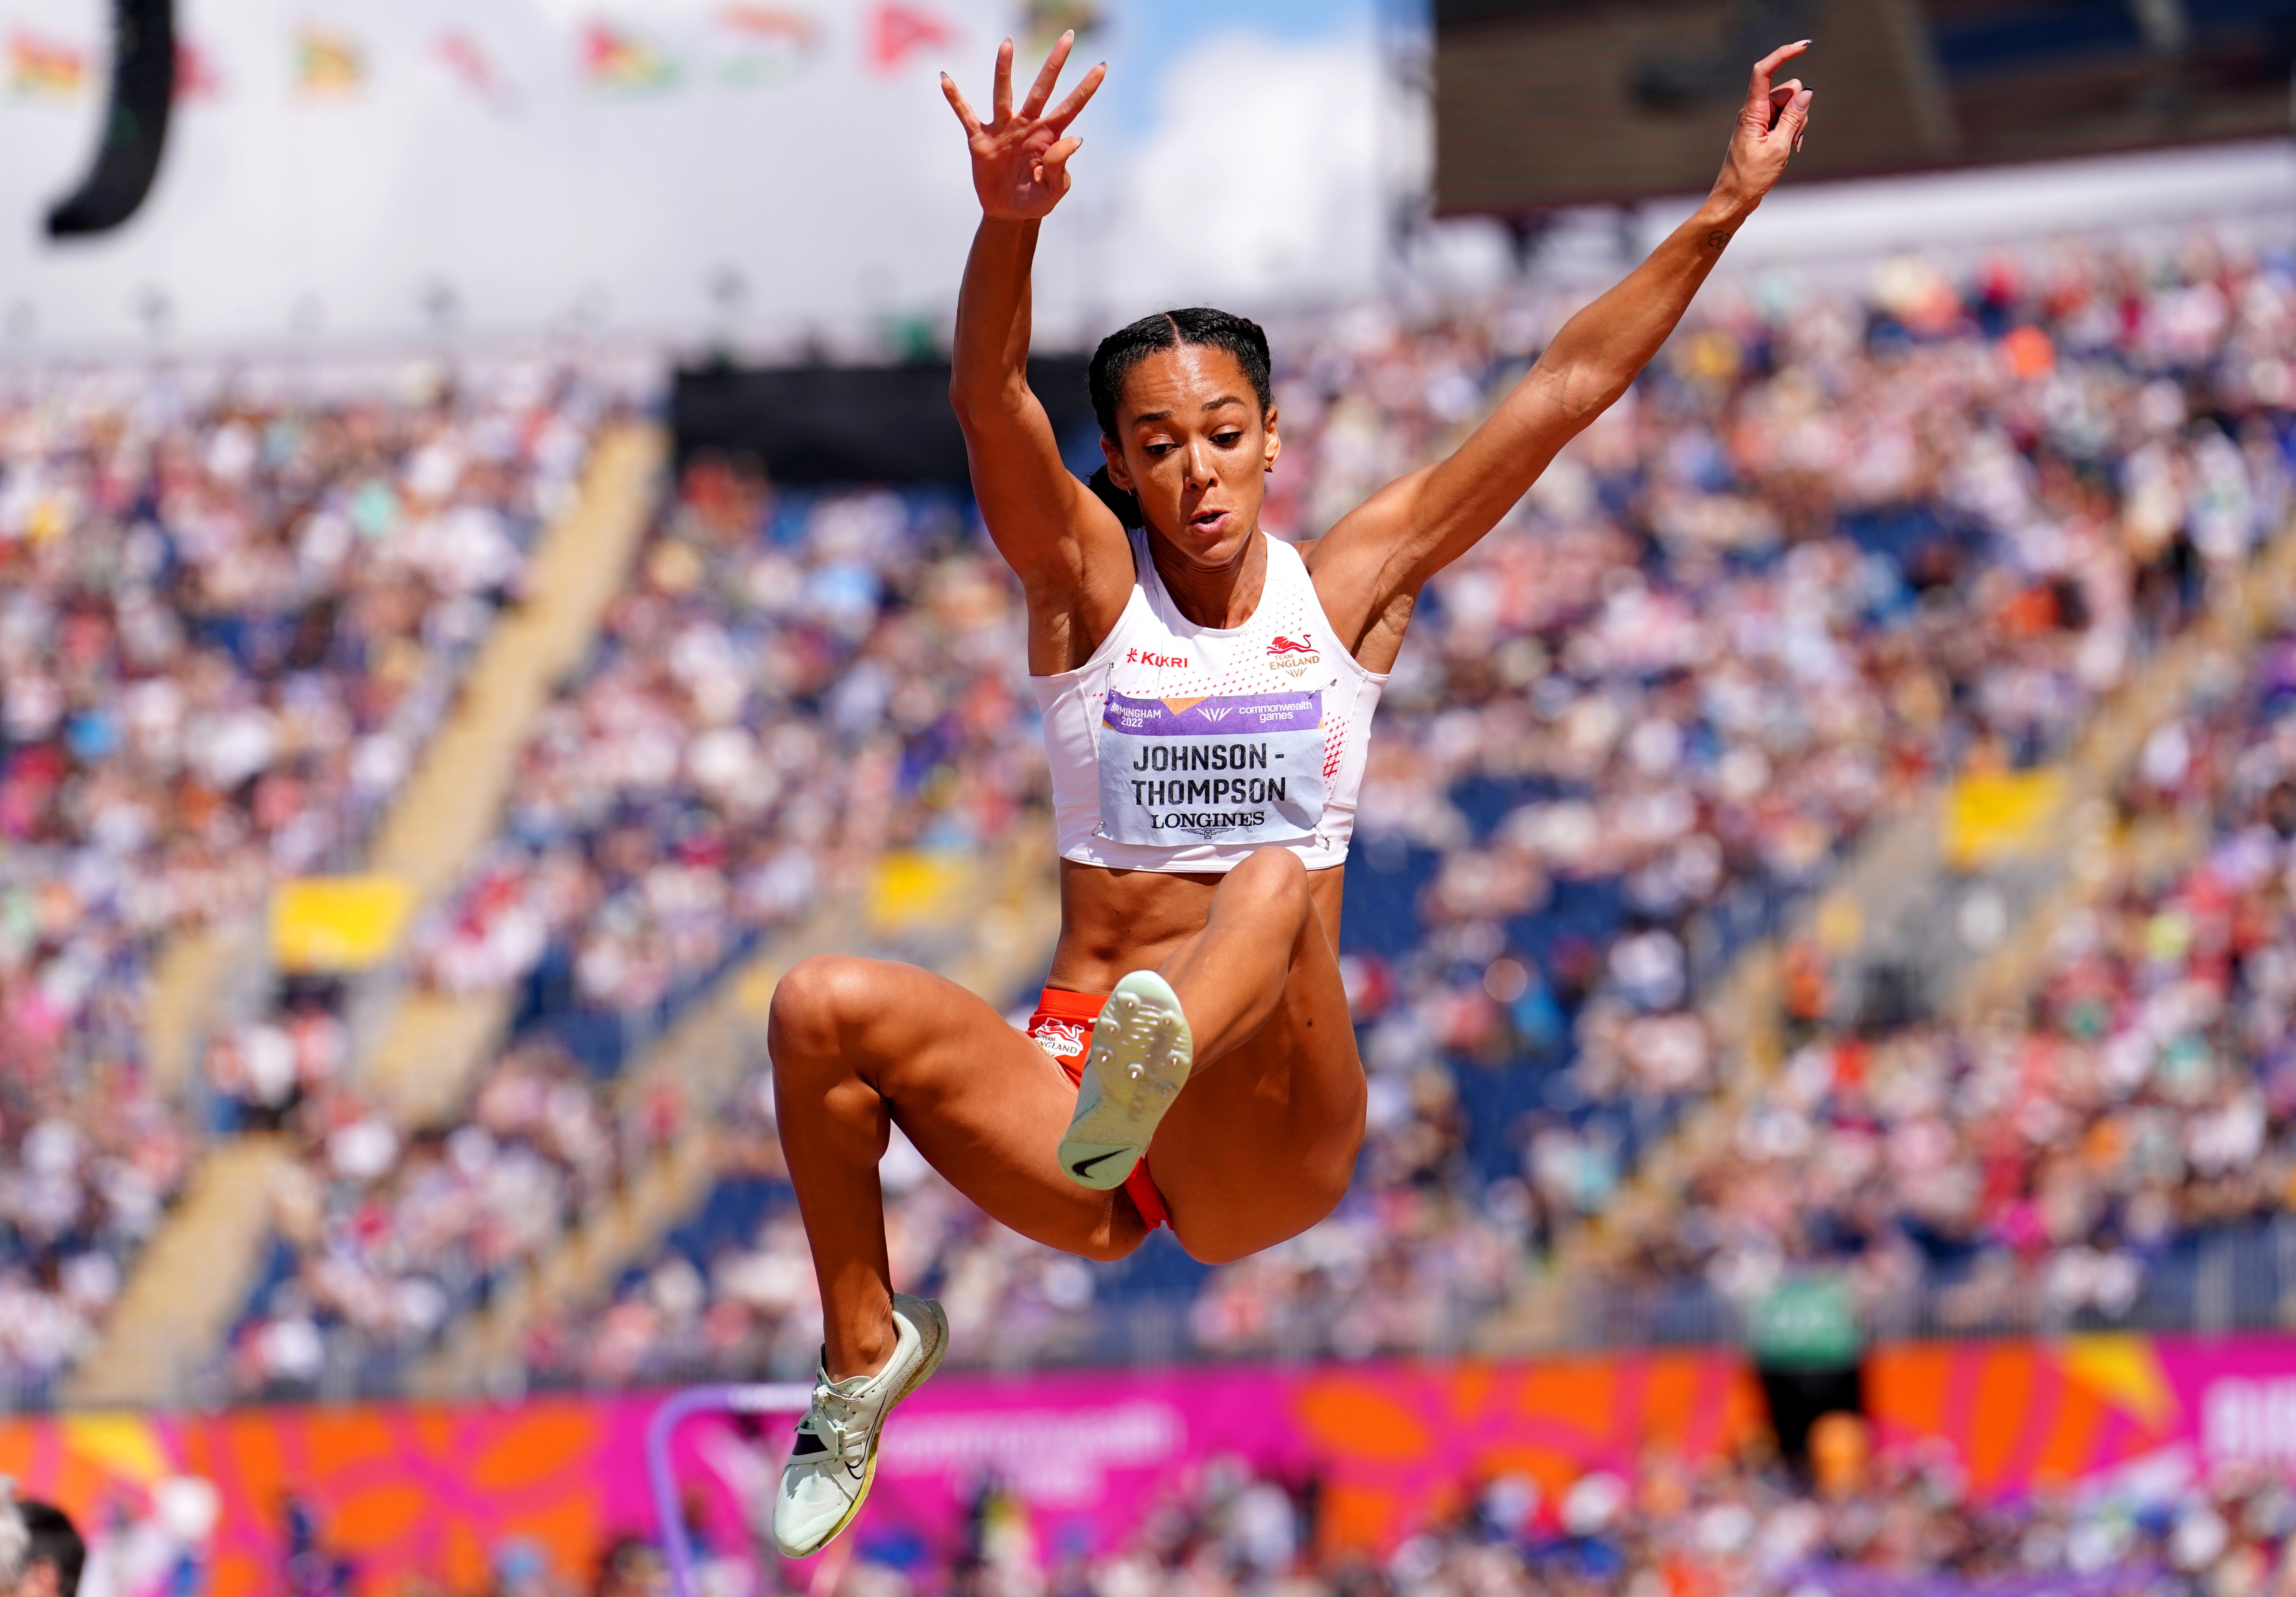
[1236,844,1308,885]
[1170,1223,1266,1268]
[767,954,873,1066]
[1227,846,1310,920]
[1294,1155,1354,1230]
[1170,1228,1247,1267]
[1168,1147,1355,1266]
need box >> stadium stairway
[407,822,1064,1399]
[67,1136,296,1407]
[144,920,268,1098]
[357,421,665,1121]
[1954,525,2296,1022]
[1478,519,2296,1353]
[69,423,664,1410]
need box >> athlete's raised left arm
[1311,42,1814,660]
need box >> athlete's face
[1102,344,1280,570]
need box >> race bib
[1096,689,1325,845]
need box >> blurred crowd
[414,467,1040,1023]
[225,1038,638,1394]
[899,1432,2296,1597]
[1615,622,2296,1331]
[0,366,602,1394]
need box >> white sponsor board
[2203,1375,2296,1466]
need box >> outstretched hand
[1711,41,1815,217]
[942,33,1105,222]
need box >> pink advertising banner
[2,1337,2292,1595]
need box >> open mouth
[1187,509,1229,533]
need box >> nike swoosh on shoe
[1056,971,1193,1191]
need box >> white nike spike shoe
[1057,970,1194,1191]
[772,1292,948,1558]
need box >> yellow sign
[1942,768,2067,870]
[271,876,416,972]
[866,851,972,931]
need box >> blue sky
[1079,0,1388,142]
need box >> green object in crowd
[1748,1276,1862,1368]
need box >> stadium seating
[1604,622,2296,1336]
[417,468,1032,1061]
[0,367,604,1399]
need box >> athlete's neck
[1146,525,1266,630]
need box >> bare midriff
[1044,856,1347,995]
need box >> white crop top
[1031,529,1388,874]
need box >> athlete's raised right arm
[943,37,1130,673]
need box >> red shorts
[1024,987,1170,1231]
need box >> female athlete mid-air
[768,33,1816,1555]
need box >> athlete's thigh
[1147,917,1367,1262]
[788,956,1142,1258]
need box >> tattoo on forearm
[1706,228,1733,252]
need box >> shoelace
[800,1381,870,1466]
